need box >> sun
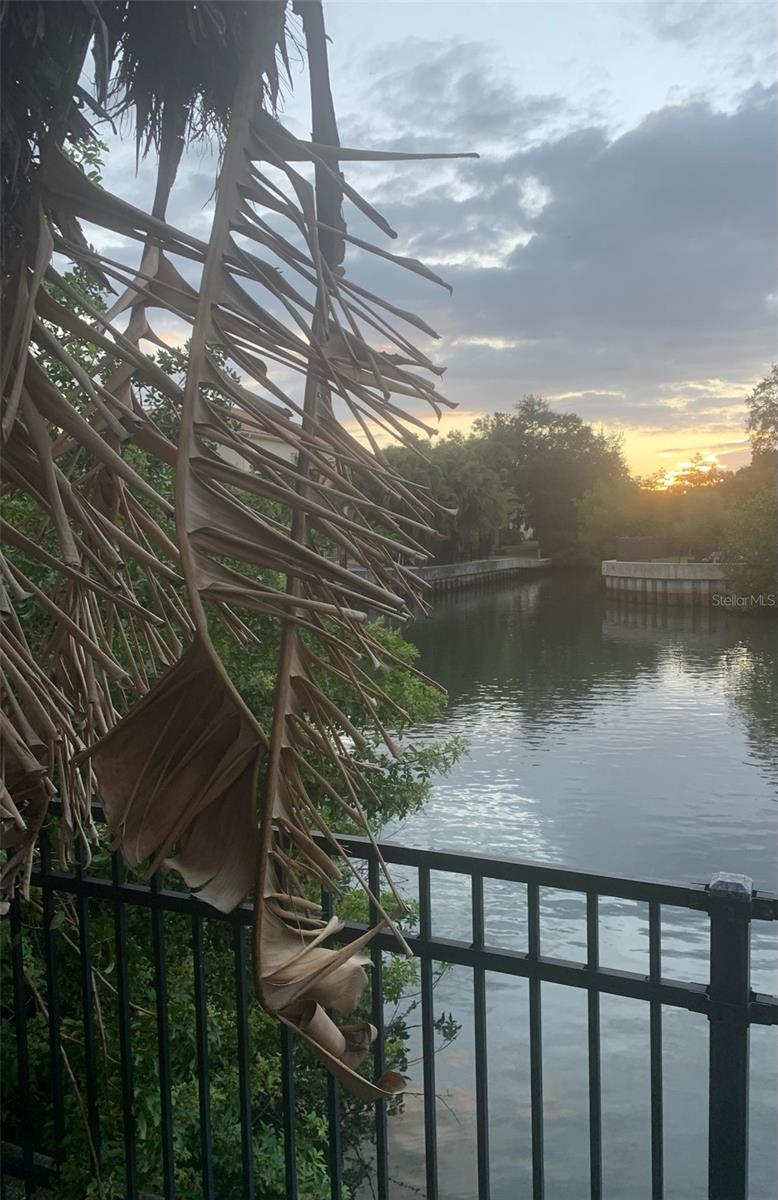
[653,452,727,491]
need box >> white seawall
[602,560,725,604]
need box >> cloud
[351,39,570,149]
[327,51,776,467]
[92,29,775,474]
[656,438,748,457]
[642,1,774,48]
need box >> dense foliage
[384,395,627,562]
[1,267,465,1198]
[381,376,775,606]
[745,364,778,461]
[575,367,777,605]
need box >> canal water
[377,573,777,1200]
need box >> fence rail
[3,827,777,1200]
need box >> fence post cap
[708,872,753,900]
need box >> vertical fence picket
[192,914,215,1200]
[472,874,490,1200]
[586,893,602,1200]
[648,901,664,1200]
[326,1068,343,1200]
[368,855,389,1200]
[150,873,176,1200]
[322,890,343,1200]
[527,882,545,1200]
[40,833,65,1165]
[112,854,138,1199]
[75,842,101,1168]
[419,865,439,1200]
[9,895,33,1196]
[281,1022,299,1200]
[233,921,255,1200]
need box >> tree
[719,367,778,598]
[723,460,778,600]
[745,365,778,460]
[662,451,727,493]
[475,397,628,556]
[722,366,778,598]
[576,476,642,562]
[384,397,629,563]
[383,434,511,562]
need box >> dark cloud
[329,54,777,450]
[351,39,569,148]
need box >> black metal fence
[3,828,777,1200]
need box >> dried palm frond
[1,0,475,1096]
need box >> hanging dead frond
[1,0,476,1097]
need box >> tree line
[383,370,777,597]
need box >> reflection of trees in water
[602,601,730,653]
[605,603,778,787]
[408,575,661,733]
[408,575,778,782]
[721,642,778,789]
[604,603,778,789]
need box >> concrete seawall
[602,560,725,605]
[349,556,552,598]
[417,556,552,593]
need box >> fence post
[707,871,752,1200]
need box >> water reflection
[373,574,777,1200]
[396,573,777,882]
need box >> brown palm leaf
[1,0,475,1097]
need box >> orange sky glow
[151,329,756,485]
[387,406,753,481]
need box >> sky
[96,0,777,476]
